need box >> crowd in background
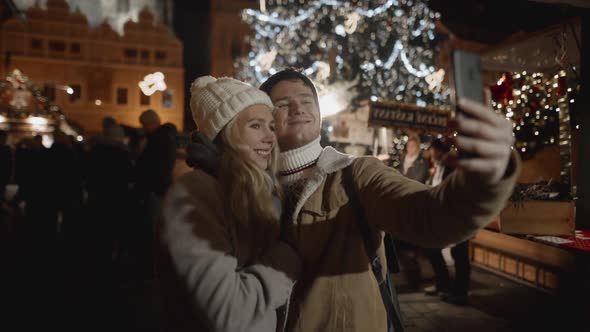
[0,110,178,330]
[394,134,472,305]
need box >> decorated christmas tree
[235,0,447,113]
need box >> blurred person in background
[85,120,133,283]
[131,109,177,280]
[423,138,471,305]
[394,134,432,291]
[0,130,12,204]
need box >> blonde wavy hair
[217,114,282,255]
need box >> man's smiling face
[269,79,321,151]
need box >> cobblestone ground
[393,258,584,332]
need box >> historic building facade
[209,0,255,78]
[0,0,184,133]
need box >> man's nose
[289,101,303,115]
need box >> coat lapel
[290,147,354,223]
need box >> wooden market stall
[0,68,80,146]
[365,18,590,297]
[467,18,590,297]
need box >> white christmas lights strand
[400,48,432,77]
[244,0,407,27]
[253,38,434,80]
[355,0,398,18]
[384,40,403,69]
[248,11,431,39]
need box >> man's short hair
[259,67,319,105]
[430,138,450,153]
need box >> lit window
[68,84,81,103]
[124,48,138,59]
[155,51,166,63]
[162,90,173,108]
[48,40,66,52]
[117,88,128,105]
[140,89,150,106]
[31,38,43,50]
[70,42,81,54]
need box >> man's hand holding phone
[448,50,515,184]
[451,96,514,185]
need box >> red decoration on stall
[490,72,513,104]
[562,230,590,252]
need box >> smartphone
[448,49,484,159]
[449,50,484,107]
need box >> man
[426,138,454,187]
[133,109,177,280]
[422,138,471,305]
[398,135,430,184]
[260,68,519,332]
[135,109,178,199]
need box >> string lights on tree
[235,0,447,113]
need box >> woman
[158,76,301,332]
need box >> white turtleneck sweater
[278,136,323,184]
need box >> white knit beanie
[190,76,274,140]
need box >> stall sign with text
[369,102,451,132]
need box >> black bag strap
[384,233,401,273]
[342,164,405,332]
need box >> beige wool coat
[281,146,520,332]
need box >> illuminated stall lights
[491,70,577,162]
[27,116,49,125]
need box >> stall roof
[530,0,590,9]
[481,18,581,73]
